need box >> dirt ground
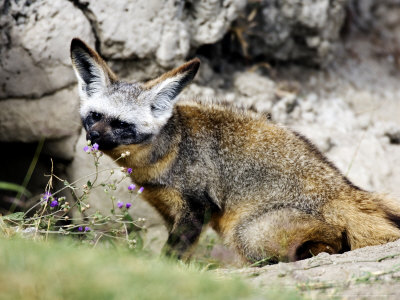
[217,239,400,299]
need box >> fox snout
[88,130,100,141]
[83,120,116,150]
[86,134,112,150]
[86,130,116,150]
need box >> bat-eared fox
[70,38,400,264]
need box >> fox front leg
[162,207,205,259]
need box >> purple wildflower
[91,143,99,151]
[117,201,124,209]
[126,203,132,209]
[127,168,133,174]
[138,187,144,194]
[50,199,59,207]
[83,145,90,153]
[43,191,52,201]
[78,226,83,232]
[128,184,136,191]
[84,226,91,232]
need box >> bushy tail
[336,192,400,250]
[379,195,400,228]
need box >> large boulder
[0,87,81,143]
[76,0,246,67]
[0,0,94,159]
[0,0,95,99]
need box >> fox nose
[89,131,100,141]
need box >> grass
[0,237,304,300]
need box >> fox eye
[119,121,129,128]
[91,112,103,121]
[111,119,130,129]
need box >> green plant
[1,140,146,251]
[0,181,31,197]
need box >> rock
[233,0,347,64]
[327,135,400,194]
[0,87,81,142]
[0,0,95,99]
[79,0,246,67]
[43,135,81,161]
[234,71,276,98]
[232,71,277,113]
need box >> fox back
[71,38,400,263]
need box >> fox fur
[70,38,400,264]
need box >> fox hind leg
[235,208,346,264]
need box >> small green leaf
[87,180,92,188]
[93,211,103,220]
[1,212,25,221]
[123,212,133,221]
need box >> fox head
[70,38,200,150]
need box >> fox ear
[145,58,200,116]
[70,38,117,99]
